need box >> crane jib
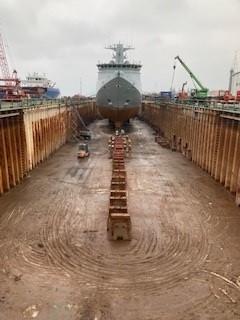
[174,55,208,96]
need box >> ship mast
[106,43,134,64]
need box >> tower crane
[174,55,208,100]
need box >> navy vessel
[96,43,142,128]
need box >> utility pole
[79,78,82,96]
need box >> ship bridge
[97,63,142,70]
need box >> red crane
[0,26,26,100]
[0,28,14,86]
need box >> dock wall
[1,99,239,205]
[141,102,240,204]
[0,100,97,194]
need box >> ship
[21,72,60,99]
[96,43,142,128]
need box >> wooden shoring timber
[195,111,202,162]
[196,113,204,166]
[220,119,232,184]
[199,113,206,168]
[24,111,34,171]
[35,119,40,163]
[51,117,56,153]
[0,119,10,190]
[5,118,16,187]
[35,120,42,164]
[35,120,40,165]
[187,111,194,156]
[54,117,58,151]
[39,119,45,161]
[207,113,217,174]
[230,121,240,192]
[49,117,54,154]
[213,117,225,180]
[191,113,198,163]
[32,113,37,168]
[42,118,47,160]
[45,116,50,156]
[0,166,3,194]
[15,114,23,179]
[236,168,240,206]
[18,112,27,177]
[203,113,212,171]
[211,115,221,178]
[201,113,209,169]
[225,120,238,189]
[38,118,44,163]
[10,116,20,184]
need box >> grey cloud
[0,0,239,96]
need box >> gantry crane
[174,55,208,100]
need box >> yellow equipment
[77,143,89,158]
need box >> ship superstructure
[96,43,142,128]
[21,73,60,99]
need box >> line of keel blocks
[107,135,132,241]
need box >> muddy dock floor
[0,119,240,320]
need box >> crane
[177,81,188,100]
[181,81,187,93]
[0,26,25,100]
[0,26,14,86]
[174,55,208,100]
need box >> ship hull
[42,87,60,99]
[96,76,141,127]
[20,87,60,99]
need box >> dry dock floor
[0,119,240,320]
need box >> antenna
[232,51,238,72]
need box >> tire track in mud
[24,150,211,297]
[2,126,208,287]
[1,119,240,319]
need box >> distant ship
[21,72,60,99]
[96,43,142,128]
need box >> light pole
[79,78,82,96]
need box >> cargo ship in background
[21,73,60,99]
[96,43,142,128]
[0,73,60,101]
[0,28,60,100]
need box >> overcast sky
[0,0,239,97]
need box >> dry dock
[0,118,240,320]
